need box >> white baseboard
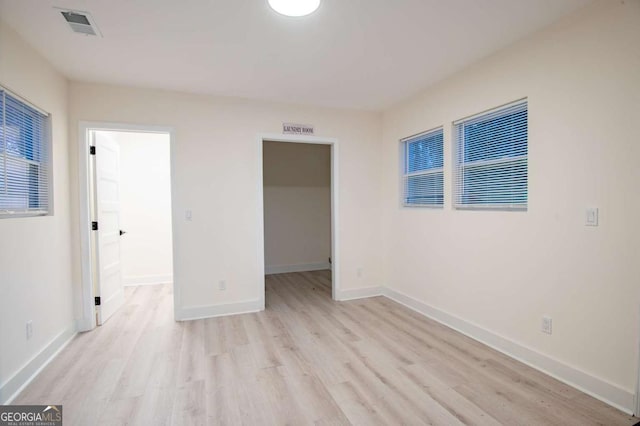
[123,274,173,286]
[337,286,383,301]
[75,316,94,333]
[381,287,635,415]
[177,299,262,321]
[0,324,77,404]
[265,262,331,275]
[2,285,632,416]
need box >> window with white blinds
[402,127,444,207]
[0,89,51,217]
[454,100,527,210]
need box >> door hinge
[94,296,101,306]
[92,221,98,231]
[89,146,96,155]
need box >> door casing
[257,133,340,308]
[77,121,176,331]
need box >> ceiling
[0,0,590,110]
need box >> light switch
[185,210,193,221]
[585,208,598,226]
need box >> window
[454,100,527,209]
[402,127,444,207]
[0,89,50,216]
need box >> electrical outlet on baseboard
[542,316,552,335]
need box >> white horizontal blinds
[403,128,444,206]
[454,100,527,209]
[0,90,50,215]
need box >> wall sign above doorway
[283,123,314,135]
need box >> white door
[94,132,125,325]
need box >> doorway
[78,122,175,331]
[257,134,340,308]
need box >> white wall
[104,131,173,286]
[263,142,331,273]
[3,0,638,414]
[68,84,384,319]
[0,22,75,403]
[381,0,640,412]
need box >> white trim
[78,121,177,331]
[123,274,173,286]
[75,317,93,333]
[400,126,444,144]
[382,287,635,414]
[0,325,76,404]
[336,286,383,301]
[78,122,94,331]
[257,136,266,311]
[177,299,262,321]
[636,304,640,416]
[265,262,331,275]
[257,133,340,307]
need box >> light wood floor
[14,271,636,425]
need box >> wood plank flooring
[13,271,636,425]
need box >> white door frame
[77,121,176,331]
[257,133,340,307]
[636,304,640,416]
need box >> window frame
[0,86,53,218]
[453,99,528,211]
[400,126,444,208]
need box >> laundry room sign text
[283,123,314,135]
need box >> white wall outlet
[219,280,226,291]
[542,316,552,334]
[357,267,363,278]
[585,207,598,226]
[185,210,193,221]
[26,321,33,340]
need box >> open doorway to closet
[79,123,174,330]
[259,135,339,308]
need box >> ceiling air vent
[58,9,102,37]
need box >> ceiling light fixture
[268,0,321,17]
